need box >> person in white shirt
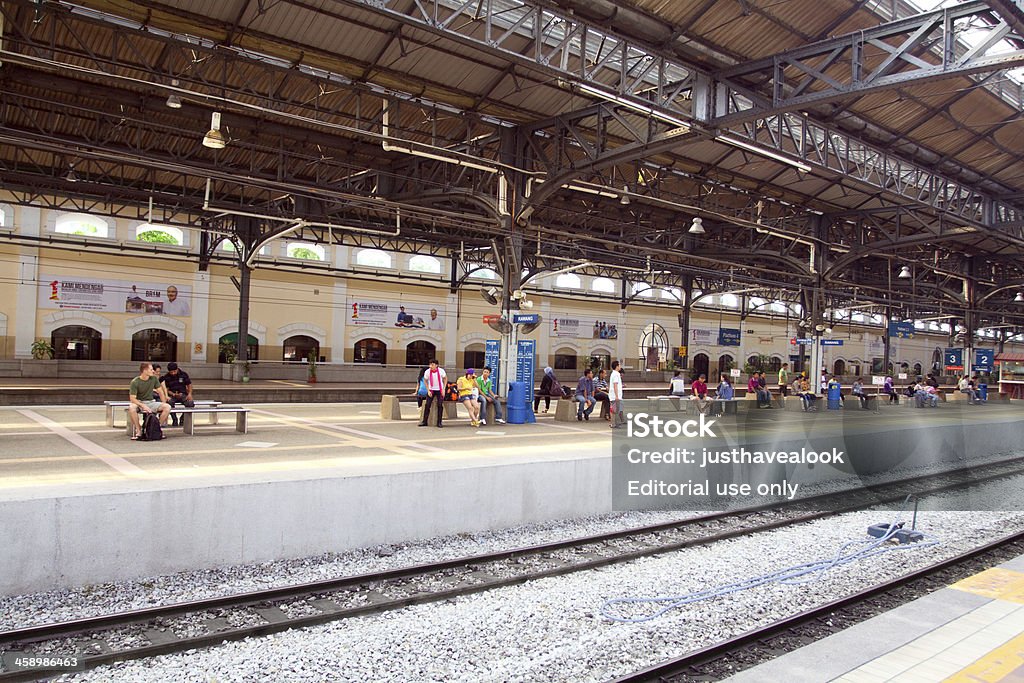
[426,308,444,331]
[418,358,448,427]
[163,285,191,316]
[609,360,625,429]
[668,370,686,397]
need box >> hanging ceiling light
[688,217,705,234]
[619,186,630,205]
[1015,292,1024,303]
[897,265,912,279]
[202,112,227,149]
[166,79,182,109]
[64,164,79,183]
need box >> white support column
[444,292,458,368]
[190,271,210,364]
[331,281,348,362]
[14,207,41,358]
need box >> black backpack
[139,413,163,441]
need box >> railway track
[608,529,1024,682]
[3,456,1024,681]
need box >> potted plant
[31,339,54,360]
[241,360,252,383]
[307,350,317,384]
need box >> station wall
[0,202,1017,375]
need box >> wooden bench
[107,400,220,428]
[125,406,249,436]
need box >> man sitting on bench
[129,362,170,440]
[160,361,194,427]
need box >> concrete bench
[419,400,457,426]
[125,406,249,436]
[646,396,685,413]
[107,400,220,427]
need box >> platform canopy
[0,0,1023,336]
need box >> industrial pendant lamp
[688,217,705,234]
[897,265,912,279]
[202,112,227,149]
[1015,292,1024,303]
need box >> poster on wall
[689,328,715,345]
[551,317,619,339]
[350,301,446,330]
[40,276,192,317]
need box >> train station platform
[1,400,1021,597]
[728,553,1024,682]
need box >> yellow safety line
[942,630,1024,682]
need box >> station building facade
[0,202,1017,378]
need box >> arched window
[749,297,765,310]
[220,240,267,256]
[51,325,102,360]
[554,347,577,371]
[591,277,615,294]
[660,287,682,301]
[720,293,739,308]
[355,249,391,268]
[833,359,846,376]
[287,242,326,261]
[406,341,436,367]
[135,223,183,245]
[639,323,669,369]
[770,301,787,313]
[131,329,177,362]
[555,273,581,289]
[0,204,8,228]
[765,356,783,373]
[746,354,763,372]
[218,333,259,363]
[631,282,654,298]
[692,353,709,378]
[468,264,497,280]
[283,335,319,362]
[409,255,442,274]
[717,354,734,377]
[354,338,387,364]
[914,362,923,377]
[55,213,109,238]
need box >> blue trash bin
[979,383,988,402]
[506,381,536,424]
[827,380,842,410]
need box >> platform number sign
[944,348,964,371]
[974,348,994,373]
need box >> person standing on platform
[161,362,194,427]
[476,366,505,424]
[418,359,447,428]
[609,360,625,429]
[574,368,596,421]
[778,363,790,397]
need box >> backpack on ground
[139,412,163,441]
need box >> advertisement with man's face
[40,276,192,317]
[349,300,445,330]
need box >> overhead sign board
[888,321,914,339]
[820,339,844,346]
[974,348,994,373]
[718,328,741,346]
[944,348,964,371]
[513,313,540,325]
